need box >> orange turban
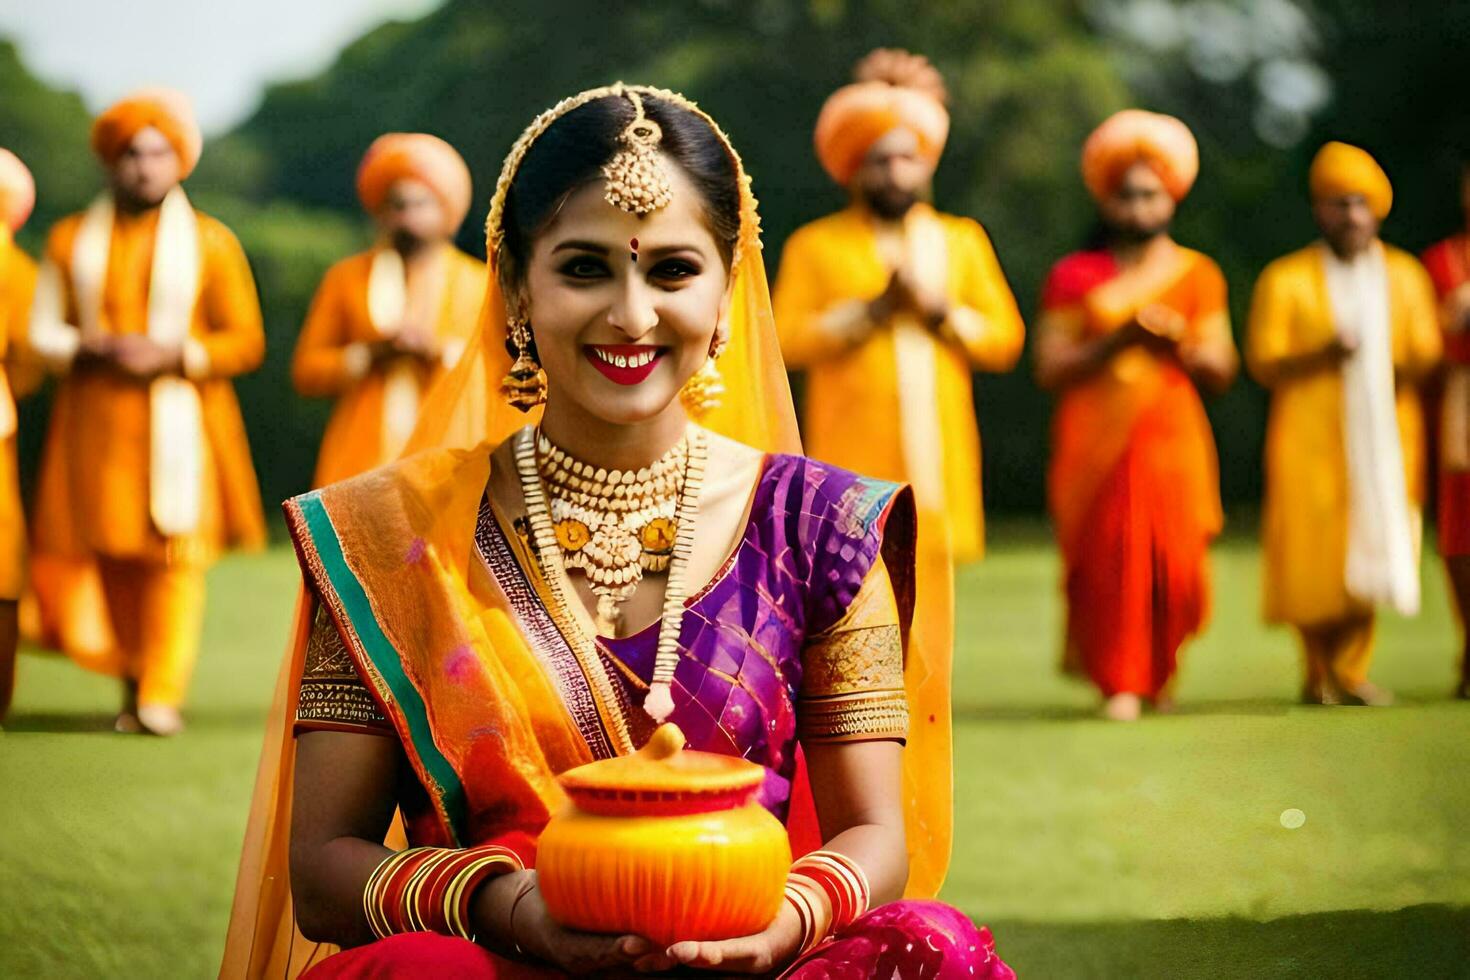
[90,88,203,179]
[814,48,950,186]
[1081,109,1199,203]
[0,149,35,232]
[1309,141,1392,219]
[356,133,473,233]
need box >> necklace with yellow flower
[534,426,695,635]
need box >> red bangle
[789,851,871,935]
[364,844,525,940]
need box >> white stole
[875,210,947,519]
[32,188,205,537]
[365,245,446,462]
[1323,242,1420,615]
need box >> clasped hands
[76,333,184,379]
[368,323,440,364]
[868,267,948,332]
[478,870,807,976]
[1124,303,1234,375]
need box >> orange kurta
[1044,245,1232,697]
[774,203,1024,562]
[32,205,267,567]
[292,246,484,487]
[1,236,37,599]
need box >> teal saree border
[292,492,467,842]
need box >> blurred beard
[112,181,170,213]
[390,227,432,253]
[862,185,920,221]
[1106,219,1170,246]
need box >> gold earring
[679,337,725,419]
[501,313,547,412]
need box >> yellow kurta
[292,246,484,487]
[1,237,38,599]
[33,206,267,567]
[1247,243,1441,626]
[774,204,1024,562]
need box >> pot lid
[557,723,765,815]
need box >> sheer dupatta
[222,85,952,980]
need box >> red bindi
[629,237,639,263]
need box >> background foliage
[7,0,1468,520]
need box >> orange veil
[222,84,952,979]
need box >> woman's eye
[559,256,609,279]
[652,258,700,282]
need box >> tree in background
[6,0,1464,521]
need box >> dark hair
[498,92,742,292]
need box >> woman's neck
[538,396,691,471]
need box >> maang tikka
[602,88,674,215]
[501,311,547,412]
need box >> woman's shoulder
[286,442,498,541]
[758,452,907,532]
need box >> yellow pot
[537,724,791,947]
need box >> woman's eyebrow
[551,239,611,254]
[638,243,704,260]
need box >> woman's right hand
[479,870,653,974]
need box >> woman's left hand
[632,902,805,974]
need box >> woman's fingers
[633,950,677,973]
[666,935,773,973]
[543,924,645,973]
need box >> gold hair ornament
[602,90,673,215]
[485,82,761,272]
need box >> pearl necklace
[515,425,705,722]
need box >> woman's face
[520,161,731,427]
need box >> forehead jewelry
[603,90,673,215]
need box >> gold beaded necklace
[514,424,705,722]
[537,429,687,626]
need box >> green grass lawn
[3,524,1469,978]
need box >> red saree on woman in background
[1422,234,1470,556]
[1043,245,1232,699]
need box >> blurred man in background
[0,148,39,723]
[774,48,1025,567]
[1034,110,1237,721]
[1247,142,1440,706]
[292,133,482,487]
[1421,160,1470,699]
[27,89,266,735]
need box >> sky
[0,0,442,135]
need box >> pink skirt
[301,900,1014,979]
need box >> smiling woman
[223,84,1010,979]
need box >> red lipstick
[584,344,666,385]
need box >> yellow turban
[1081,109,1199,203]
[90,88,203,179]
[356,133,473,233]
[1309,141,1392,219]
[0,148,35,232]
[814,48,950,186]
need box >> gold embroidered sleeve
[294,604,392,735]
[798,556,908,743]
